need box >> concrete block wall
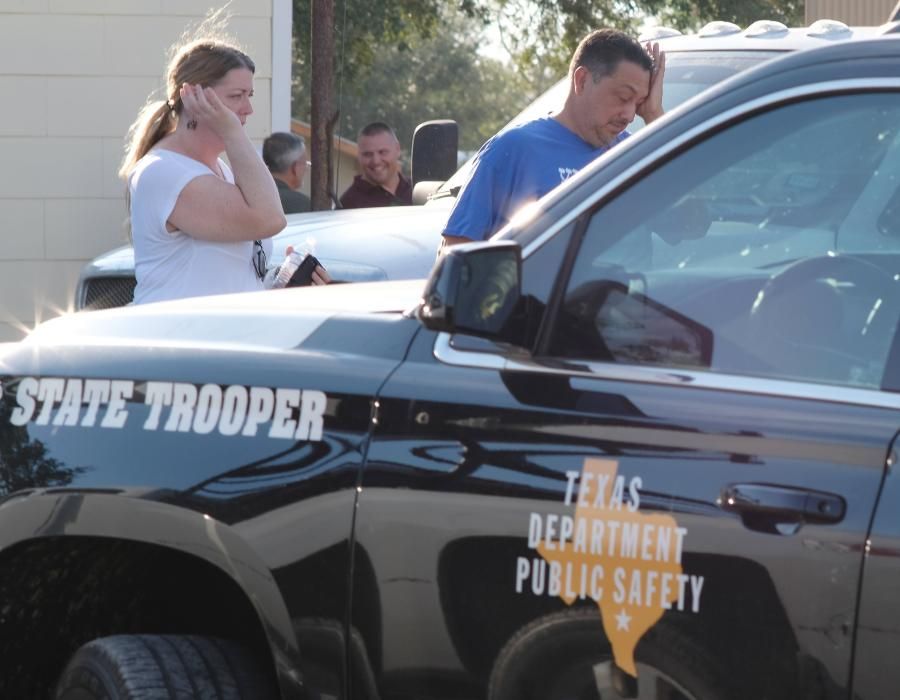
[0,0,285,341]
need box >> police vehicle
[74,18,900,311]
[2,33,900,700]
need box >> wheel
[54,634,277,700]
[487,608,738,700]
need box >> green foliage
[641,0,804,32]
[291,0,651,156]
[291,0,806,163]
[293,0,452,84]
[494,0,647,84]
[293,2,530,155]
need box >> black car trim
[533,216,589,358]
[434,333,900,410]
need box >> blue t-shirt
[442,117,628,241]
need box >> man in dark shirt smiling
[340,122,413,208]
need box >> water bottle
[265,239,318,289]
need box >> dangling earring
[186,118,198,130]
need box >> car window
[547,92,900,390]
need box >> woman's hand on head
[166,78,285,242]
[180,83,242,138]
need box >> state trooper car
[2,35,900,700]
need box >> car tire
[54,634,276,700]
[488,608,736,700]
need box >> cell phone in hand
[286,253,322,287]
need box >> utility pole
[310,0,336,209]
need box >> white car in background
[76,198,454,310]
[75,18,900,310]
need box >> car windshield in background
[437,50,783,195]
[632,51,780,129]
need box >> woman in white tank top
[119,16,328,304]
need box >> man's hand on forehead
[637,41,666,124]
[645,41,661,72]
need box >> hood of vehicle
[279,202,449,280]
[81,243,135,275]
[82,203,450,283]
[282,201,449,241]
[20,279,427,353]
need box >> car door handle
[719,483,845,526]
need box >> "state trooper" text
[3,378,326,440]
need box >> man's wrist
[441,234,474,248]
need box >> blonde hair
[118,8,254,183]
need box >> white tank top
[129,149,272,305]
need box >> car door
[352,86,900,700]
[854,430,900,700]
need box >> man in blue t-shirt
[441,29,666,246]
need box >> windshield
[433,50,786,197]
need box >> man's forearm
[442,234,473,247]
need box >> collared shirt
[339,173,413,209]
[274,177,311,214]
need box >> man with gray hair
[263,131,311,214]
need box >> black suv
[2,34,900,700]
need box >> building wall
[0,0,288,341]
[806,0,898,25]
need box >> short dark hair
[570,29,653,82]
[263,132,305,173]
[358,121,398,141]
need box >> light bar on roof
[807,19,851,37]
[744,20,789,37]
[698,21,741,38]
[638,26,682,42]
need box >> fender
[0,489,306,699]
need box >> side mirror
[418,241,521,339]
[411,180,444,205]
[411,120,458,186]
